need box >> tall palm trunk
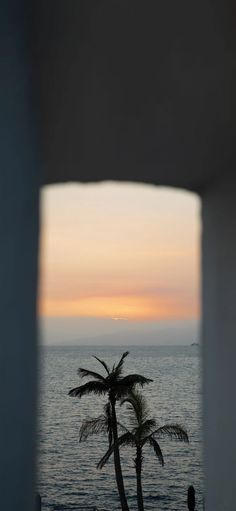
[110,398,129,511]
[135,447,144,511]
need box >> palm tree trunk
[110,399,129,511]
[136,447,144,511]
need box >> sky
[39,182,200,345]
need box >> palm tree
[97,391,189,511]
[69,352,152,511]
[80,401,114,448]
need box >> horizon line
[40,342,199,347]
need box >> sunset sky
[40,183,200,344]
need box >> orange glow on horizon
[39,294,198,321]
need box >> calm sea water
[38,345,203,510]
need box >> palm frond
[152,424,189,443]
[118,431,136,448]
[117,421,130,434]
[114,385,130,400]
[97,445,114,469]
[140,419,157,437]
[148,437,164,466]
[93,356,110,375]
[97,431,135,469]
[78,368,106,381]
[68,380,107,398]
[113,351,129,377]
[80,416,108,442]
[120,374,153,389]
[121,390,149,424]
[116,375,152,400]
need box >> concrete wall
[37,1,236,192]
[202,172,236,511]
[0,2,40,510]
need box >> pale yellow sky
[40,182,200,322]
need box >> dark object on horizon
[191,342,199,346]
[35,493,41,511]
[187,485,195,510]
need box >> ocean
[38,345,203,510]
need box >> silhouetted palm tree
[97,391,189,511]
[69,352,152,511]
[80,401,115,448]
